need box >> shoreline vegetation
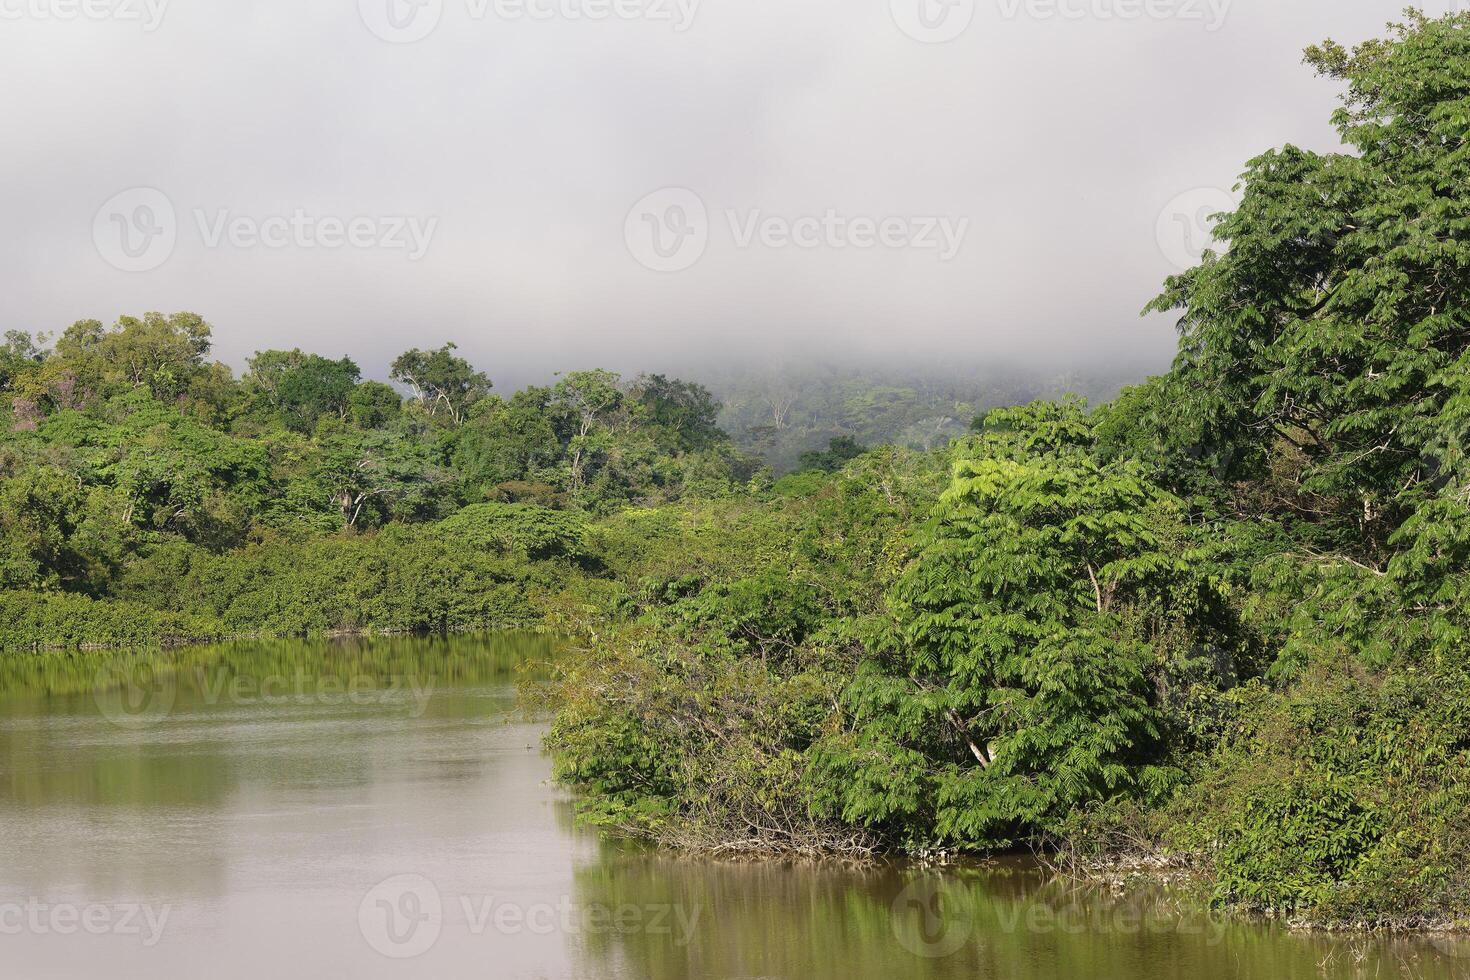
[1050,852,1468,937]
[6,10,1470,935]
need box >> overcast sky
[0,0,1452,387]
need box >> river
[0,633,1463,978]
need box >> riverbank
[0,586,552,653]
[0,509,594,652]
[1059,850,1470,936]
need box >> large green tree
[629,374,726,452]
[275,355,362,433]
[53,312,214,403]
[812,404,1201,848]
[452,388,561,495]
[1144,11,1470,557]
[389,343,490,425]
[548,370,625,496]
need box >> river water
[0,633,1464,978]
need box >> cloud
[2,0,1453,385]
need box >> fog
[1,0,1451,388]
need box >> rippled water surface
[0,633,1465,978]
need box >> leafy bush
[809,407,1207,848]
[436,502,590,562]
[1170,667,1470,923]
[0,590,225,650]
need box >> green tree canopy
[389,343,490,425]
[1144,10,1470,555]
[275,355,362,433]
[629,374,726,451]
[813,404,1199,848]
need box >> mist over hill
[693,359,1161,472]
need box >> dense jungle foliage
[3,10,1468,929]
[0,312,761,645]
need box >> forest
[3,10,1469,931]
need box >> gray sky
[0,0,1448,386]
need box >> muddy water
[0,633,1463,978]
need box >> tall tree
[348,381,402,429]
[0,331,46,392]
[389,343,490,425]
[813,403,1197,847]
[452,388,561,493]
[310,420,448,527]
[629,374,726,451]
[548,370,624,495]
[275,355,362,433]
[1144,10,1470,555]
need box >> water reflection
[0,631,552,701]
[571,851,1470,979]
[0,633,1463,980]
[0,633,552,810]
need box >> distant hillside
[701,363,1146,472]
